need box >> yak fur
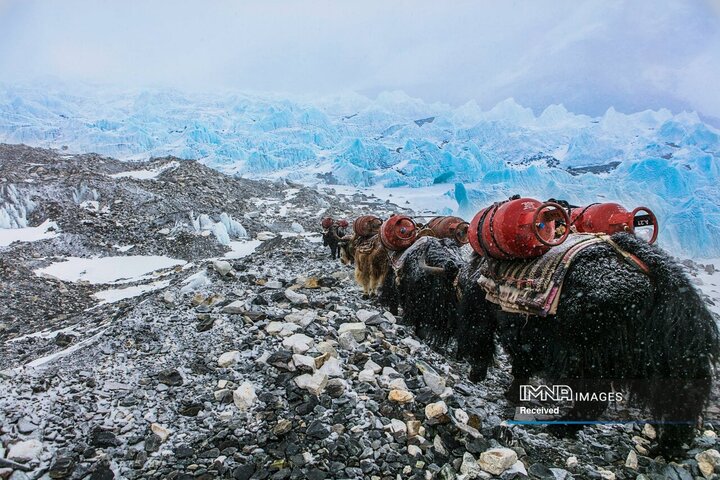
[340,234,392,297]
[453,232,719,456]
[388,237,465,353]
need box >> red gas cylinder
[468,198,570,259]
[426,216,470,245]
[336,219,349,228]
[380,215,418,251]
[354,215,383,237]
[570,203,658,244]
[321,217,334,229]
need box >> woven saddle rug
[477,233,644,317]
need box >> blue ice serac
[1,84,719,257]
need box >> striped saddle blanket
[477,234,646,317]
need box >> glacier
[0,83,719,258]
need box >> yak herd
[320,199,719,457]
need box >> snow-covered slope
[1,84,719,257]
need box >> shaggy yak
[338,216,394,304]
[346,213,718,455]
[445,232,719,456]
[321,222,347,259]
[382,235,466,352]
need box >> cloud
[0,0,718,118]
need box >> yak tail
[611,233,720,453]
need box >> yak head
[410,237,465,282]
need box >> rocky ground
[1,144,719,480]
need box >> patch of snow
[224,240,262,259]
[0,219,59,247]
[8,325,77,343]
[35,255,185,284]
[15,328,108,371]
[109,161,179,180]
[93,280,172,304]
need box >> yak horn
[419,254,445,275]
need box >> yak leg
[355,264,370,296]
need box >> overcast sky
[1,0,718,120]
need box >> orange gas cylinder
[337,219,349,228]
[353,215,383,237]
[380,215,418,251]
[425,216,470,245]
[321,217,334,229]
[570,203,658,244]
[468,198,570,259]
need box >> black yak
[321,219,347,259]
[451,232,719,456]
[387,236,466,352]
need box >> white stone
[282,333,314,353]
[407,445,422,457]
[460,452,483,478]
[266,321,285,334]
[316,340,338,357]
[256,231,276,240]
[291,222,305,233]
[363,359,382,374]
[337,331,359,350]
[382,367,399,376]
[222,300,245,314]
[151,423,171,442]
[506,461,528,476]
[212,260,232,276]
[7,439,43,463]
[388,378,408,391]
[295,371,328,396]
[642,423,657,440]
[402,337,422,351]
[453,408,469,424]
[284,288,308,305]
[385,419,407,436]
[597,468,615,480]
[425,401,448,420]
[625,450,638,470]
[433,435,447,455]
[696,449,720,478]
[565,456,578,469]
[383,311,397,323]
[161,290,176,304]
[478,448,518,476]
[356,309,380,322]
[318,357,343,377]
[292,354,316,371]
[337,322,366,341]
[217,350,240,367]
[357,369,376,383]
[214,388,231,401]
[265,280,283,289]
[285,310,317,327]
[423,370,446,395]
[233,382,257,412]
